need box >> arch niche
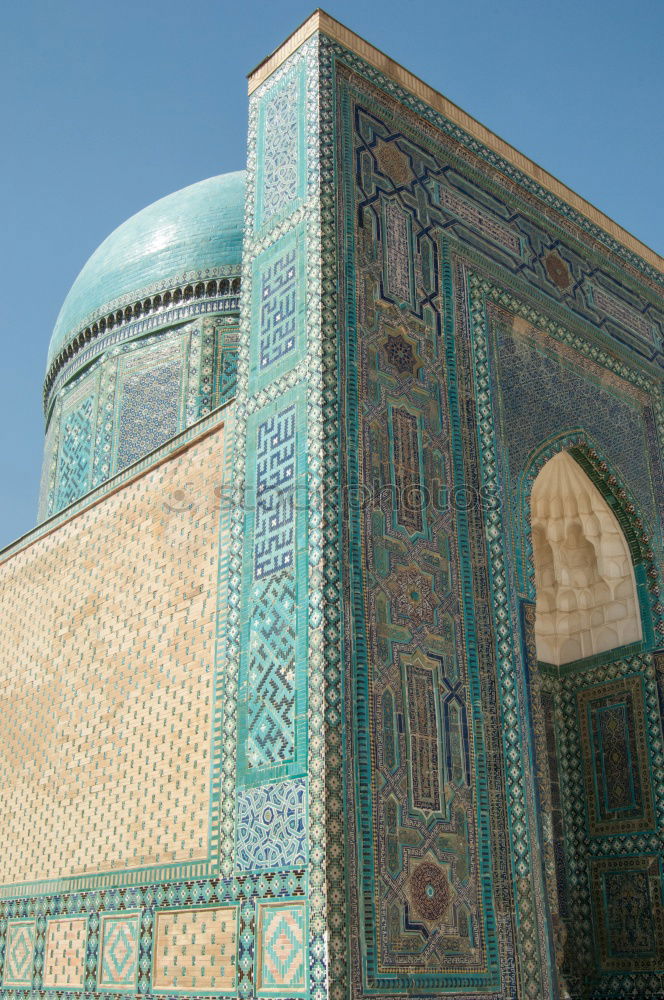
[525,448,657,997]
[531,450,642,667]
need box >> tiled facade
[97,912,141,990]
[2,921,35,988]
[0,12,662,1000]
[255,903,307,995]
[40,316,239,521]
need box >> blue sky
[0,0,662,548]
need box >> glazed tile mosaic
[2,920,35,988]
[97,912,140,990]
[114,345,184,468]
[576,674,655,835]
[249,225,306,393]
[254,64,305,231]
[236,779,307,871]
[588,855,664,972]
[55,392,95,511]
[334,63,512,995]
[1,12,663,1000]
[255,902,307,995]
[321,21,664,1000]
[40,313,238,522]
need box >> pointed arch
[531,451,642,664]
[517,429,661,655]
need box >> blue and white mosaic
[236,779,307,870]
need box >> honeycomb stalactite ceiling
[531,451,642,665]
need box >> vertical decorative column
[226,29,340,1000]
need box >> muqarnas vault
[0,11,663,1000]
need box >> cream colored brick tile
[0,427,225,884]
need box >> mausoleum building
[1,12,663,1000]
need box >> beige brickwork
[43,918,87,988]
[0,424,226,885]
[152,906,238,991]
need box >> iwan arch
[0,11,662,1000]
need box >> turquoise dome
[48,171,245,367]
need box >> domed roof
[48,171,245,367]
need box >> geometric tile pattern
[246,571,297,768]
[537,684,570,925]
[238,37,319,1000]
[0,876,286,997]
[217,347,239,405]
[259,244,297,369]
[477,294,664,998]
[42,917,87,989]
[317,41,355,1000]
[249,227,306,394]
[38,416,57,520]
[237,388,309,786]
[543,653,664,993]
[152,906,238,992]
[255,68,303,230]
[0,427,225,884]
[254,405,296,580]
[577,674,655,835]
[98,913,140,990]
[209,319,239,410]
[255,902,307,995]
[116,355,183,469]
[43,311,229,519]
[489,283,658,542]
[464,275,664,999]
[390,407,424,534]
[236,392,307,784]
[589,856,664,972]
[318,29,660,995]
[2,920,35,987]
[56,394,94,511]
[382,198,412,304]
[236,778,307,870]
[604,869,656,955]
[335,70,506,994]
